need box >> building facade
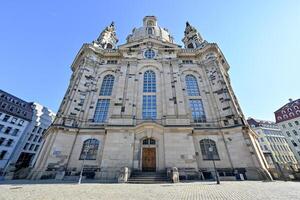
[0,90,33,175]
[32,16,271,181]
[8,103,55,176]
[0,90,55,179]
[247,118,298,169]
[275,99,300,164]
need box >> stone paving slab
[0,181,299,200]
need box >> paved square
[0,181,300,200]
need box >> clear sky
[1,0,299,121]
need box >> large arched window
[79,139,100,160]
[185,74,206,122]
[199,139,220,160]
[185,75,200,96]
[143,70,156,92]
[100,75,115,96]
[142,70,157,119]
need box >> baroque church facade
[32,16,271,181]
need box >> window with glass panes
[144,49,155,59]
[185,74,206,123]
[142,95,157,119]
[93,99,110,122]
[199,139,220,160]
[189,99,206,122]
[185,75,200,96]
[143,70,156,92]
[79,139,99,160]
[99,75,115,96]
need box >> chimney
[289,98,293,103]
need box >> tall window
[79,139,99,160]
[93,99,110,122]
[142,95,156,119]
[94,74,114,123]
[185,74,206,122]
[185,75,200,96]
[143,70,157,119]
[199,139,220,160]
[189,100,206,123]
[99,75,115,96]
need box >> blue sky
[1,1,299,121]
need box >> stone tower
[93,22,118,49]
[182,22,204,49]
[31,16,271,182]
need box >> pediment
[119,38,180,50]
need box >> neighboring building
[0,90,55,178]
[0,90,33,175]
[32,16,271,181]
[247,118,298,169]
[8,103,55,173]
[275,98,300,164]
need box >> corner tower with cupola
[32,16,271,182]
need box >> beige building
[247,118,298,169]
[31,16,271,182]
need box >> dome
[126,16,174,44]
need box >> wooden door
[142,148,156,171]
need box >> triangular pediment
[119,38,181,50]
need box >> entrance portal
[142,148,156,172]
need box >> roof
[247,117,278,128]
[0,89,33,121]
[274,98,300,123]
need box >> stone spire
[182,22,204,49]
[93,22,118,49]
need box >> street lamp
[208,146,220,184]
[78,139,92,184]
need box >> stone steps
[127,171,170,184]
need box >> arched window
[199,139,220,160]
[100,75,115,96]
[142,138,156,145]
[187,43,194,49]
[277,116,282,121]
[147,27,153,35]
[142,70,157,119]
[106,43,113,49]
[143,70,156,92]
[147,20,154,26]
[185,75,200,96]
[79,139,99,160]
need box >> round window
[144,49,155,59]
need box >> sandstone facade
[32,16,271,181]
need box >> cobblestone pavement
[0,181,300,200]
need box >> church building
[31,16,271,182]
